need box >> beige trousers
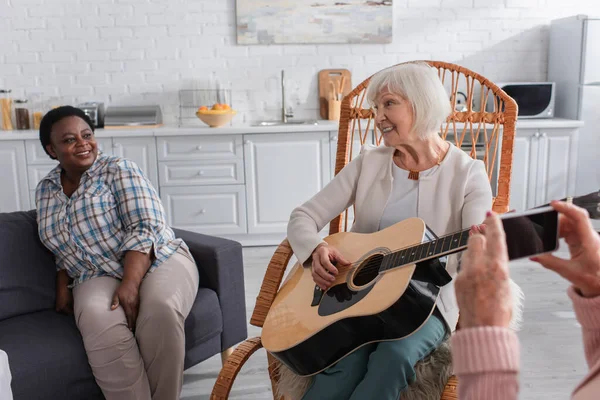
[73,249,200,400]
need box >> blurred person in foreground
[453,201,600,399]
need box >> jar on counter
[0,90,13,130]
[29,93,44,130]
[14,99,30,130]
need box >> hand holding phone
[500,206,559,261]
[532,201,600,298]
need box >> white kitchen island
[0,118,583,246]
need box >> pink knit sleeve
[451,327,520,400]
[568,286,600,396]
[568,286,600,368]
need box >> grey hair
[366,62,451,139]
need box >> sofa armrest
[173,228,248,349]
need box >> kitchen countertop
[0,118,584,141]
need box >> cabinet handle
[331,136,338,141]
[244,140,251,145]
[534,132,540,138]
[197,170,205,176]
[198,209,206,215]
[196,145,202,150]
[541,132,547,137]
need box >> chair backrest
[330,60,518,234]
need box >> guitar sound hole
[352,254,384,286]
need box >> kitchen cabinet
[157,134,246,237]
[23,137,158,206]
[244,132,331,235]
[509,128,578,211]
[161,185,247,236]
[111,137,159,190]
[0,119,582,246]
[0,141,30,213]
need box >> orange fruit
[221,104,231,110]
[198,106,208,111]
[212,104,224,111]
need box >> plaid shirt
[36,152,190,287]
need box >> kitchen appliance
[103,105,162,128]
[77,102,105,128]
[548,14,600,198]
[485,82,555,118]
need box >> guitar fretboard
[380,228,470,271]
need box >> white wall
[2,0,600,124]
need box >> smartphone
[500,206,559,261]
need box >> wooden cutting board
[319,69,352,119]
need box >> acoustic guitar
[262,191,600,377]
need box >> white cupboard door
[537,129,578,206]
[509,135,533,213]
[245,132,331,235]
[0,141,30,212]
[112,138,159,190]
[160,185,247,236]
[576,86,600,195]
[582,19,600,84]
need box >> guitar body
[262,218,451,377]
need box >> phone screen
[501,207,559,261]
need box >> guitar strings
[351,228,470,280]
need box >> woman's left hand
[111,280,140,332]
[455,211,513,329]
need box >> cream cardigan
[287,142,493,332]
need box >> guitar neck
[380,190,600,272]
[381,228,470,271]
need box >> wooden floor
[181,245,587,400]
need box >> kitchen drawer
[27,165,57,190]
[161,185,247,235]
[159,159,244,186]
[157,136,242,161]
[26,138,113,165]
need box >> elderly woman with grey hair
[285,62,522,399]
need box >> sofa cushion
[1,288,222,400]
[0,211,57,322]
[185,287,223,351]
[0,310,103,400]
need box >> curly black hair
[39,105,94,160]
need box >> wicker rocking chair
[210,61,518,400]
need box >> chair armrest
[173,228,247,349]
[210,337,263,400]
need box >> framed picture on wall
[236,1,393,45]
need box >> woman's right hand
[55,270,74,315]
[533,200,600,298]
[311,244,351,290]
[55,285,74,315]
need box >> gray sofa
[0,210,248,400]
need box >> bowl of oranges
[196,103,236,127]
